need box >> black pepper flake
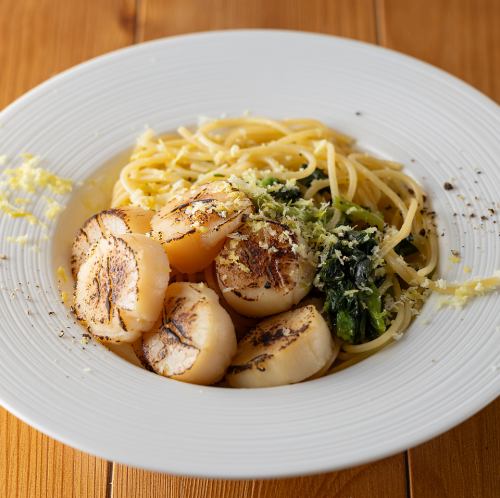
[48,311,55,316]
[355,111,362,116]
[419,228,426,236]
[480,215,488,221]
[477,170,483,174]
[453,213,458,217]
[474,180,478,184]
[443,182,454,190]
[264,281,271,289]
[58,331,65,338]
[470,213,476,218]
[466,203,471,207]
[408,188,415,195]
[488,208,496,215]
[410,159,416,163]
[451,249,460,257]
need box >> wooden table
[1,1,499,496]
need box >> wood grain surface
[408,399,500,498]
[137,0,377,41]
[113,455,406,498]
[0,0,498,497]
[0,410,109,498]
[379,0,500,101]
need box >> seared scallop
[71,206,153,277]
[150,181,253,273]
[74,234,170,343]
[226,305,335,388]
[142,282,237,385]
[307,340,340,380]
[215,219,315,317]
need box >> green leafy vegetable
[271,186,301,203]
[318,228,386,344]
[259,177,301,203]
[364,285,386,334]
[336,310,356,342]
[230,174,390,346]
[299,168,327,188]
[394,235,418,257]
[333,197,384,230]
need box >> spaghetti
[109,116,500,372]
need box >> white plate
[0,30,499,479]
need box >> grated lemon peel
[6,234,29,245]
[0,154,72,231]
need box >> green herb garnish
[333,197,384,230]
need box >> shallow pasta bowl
[0,30,499,478]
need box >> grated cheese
[135,128,155,149]
[420,278,431,288]
[435,279,447,289]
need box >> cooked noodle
[110,117,500,372]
